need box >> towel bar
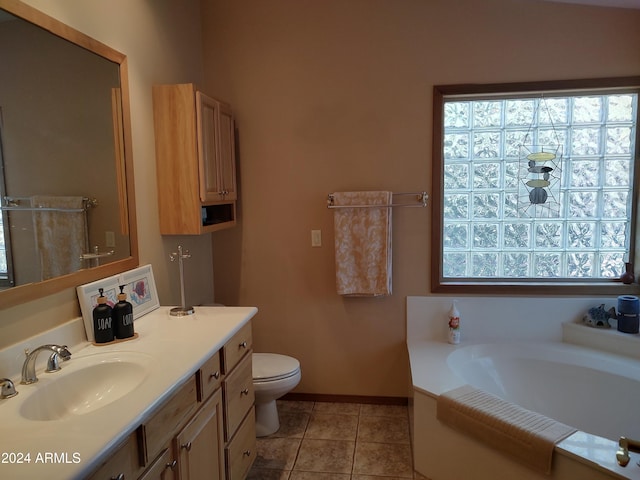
[1,196,97,212]
[327,191,428,209]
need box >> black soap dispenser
[92,288,114,344]
[113,285,135,339]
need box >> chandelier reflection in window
[517,98,563,218]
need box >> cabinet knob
[182,441,192,451]
[166,460,177,471]
[210,371,220,380]
[110,475,125,480]
[243,450,251,457]
[241,388,249,396]
[239,341,248,349]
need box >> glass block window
[435,80,639,288]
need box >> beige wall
[1,0,639,398]
[202,0,640,396]
[0,0,213,348]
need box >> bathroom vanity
[0,307,257,480]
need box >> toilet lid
[253,353,300,381]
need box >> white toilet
[252,353,301,437]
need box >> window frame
[431,77,640,295]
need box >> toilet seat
[253,353,300,382]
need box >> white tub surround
[563,320,640,360]
[407,296,640,480]
[0,306,257,480]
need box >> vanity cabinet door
[175,389,225,480]
[86,432,140,480]
[138,447,177,480]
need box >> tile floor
[247,400,430,480]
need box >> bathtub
[408,339,640,480]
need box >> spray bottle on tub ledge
[448,300,461,345]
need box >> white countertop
[0,306,257,480]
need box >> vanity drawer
[86,432,140,480]
[225,408,256,480]
[140,375,198,465]
[198,349,222,401]
[223,321,252,373]
[223,352,254,440]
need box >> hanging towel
[437,385,577,475]
[332,191,392,296]
[31,195,87,280]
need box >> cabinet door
[86,433,139,480]
[175,389,225,480]
[196,92,223,203]
[217,102,237,201]
[138,448,177,480]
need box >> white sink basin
[20,351,152,421]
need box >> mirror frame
[0,0,138,310]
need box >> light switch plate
[311,229,322,247]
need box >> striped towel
[437,385,577,474]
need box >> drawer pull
[110,475,125,480]
[182,441,192,451]
[239,341,248,349]
[241,388,249,396]
[243,450,251,457]
[166,460,177,470]
[210,371,220,380]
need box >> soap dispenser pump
[93,288,114,344]
[113,285,135,339]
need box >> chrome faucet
[0,378,17,399]
[21,344,72,385]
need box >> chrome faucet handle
[46,352,64,372]
[47,346,71,372]
[21,344,72,384]
[616,436,640,467]
[0,378,18,399]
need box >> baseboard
[281,392,408,405]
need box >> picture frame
[76,275,121,343]
[119,264,160,320]
[76,264,160,342]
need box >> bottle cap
[97,288,107,305]
[117,285,127,301]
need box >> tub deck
[408,338,640,480]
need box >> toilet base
[255,400,280,437]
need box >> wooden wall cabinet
[153,83,237,235]
[87,321,255,480]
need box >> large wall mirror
[0,0,138,309]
